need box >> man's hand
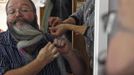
[37,42,59,64]
[49,24,66,37]
[53,37,72,56]
[48,17,63,27]
[48,17,77,37]
[53,37,86,75]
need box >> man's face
[7,0,36,29]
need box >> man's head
[6,0,38,29]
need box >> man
[106,0,134,75]
[0,0,86,75]
[49,0,94,68]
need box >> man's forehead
[7,0,32,8]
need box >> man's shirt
[0,30,66,75]
[70,0,94,58]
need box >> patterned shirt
[70,0,94,57]
[0,30,68,75]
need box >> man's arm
[49,24,88,36]
[4,42,59,75]
[106,0,134,75]
[62,17,76,24]
[4,58,47,75]
[61,24,88,35]
[54,38,86,75]
[63,49,86,75]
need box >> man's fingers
[48,17,59,27]
[49,27,57,32]
[54,39,62,48]
[53,52,60,58]
[53,38,66,48]
[43,42,51,50]
[52,20,59,27]
[54,39,58,46]
[60,39,65,47]
[58,38,66,48]
[54,38,61,46]
[48,17,54,26]
[52,47,58,54]
[49,28,59,36]
[48,43,55,51]
[51,17,62,26]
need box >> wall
[0,1,7,31]
[94,0,109,75]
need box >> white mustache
[10,18,29,25]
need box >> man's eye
[21,8,32,12]
[21,9,29,12]
[8,10,15,14]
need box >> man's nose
[15,10,23,17]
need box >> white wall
[0,2,7,31]
[94,0,109,75]
[98,0,109,74]
[98,0,108,56]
